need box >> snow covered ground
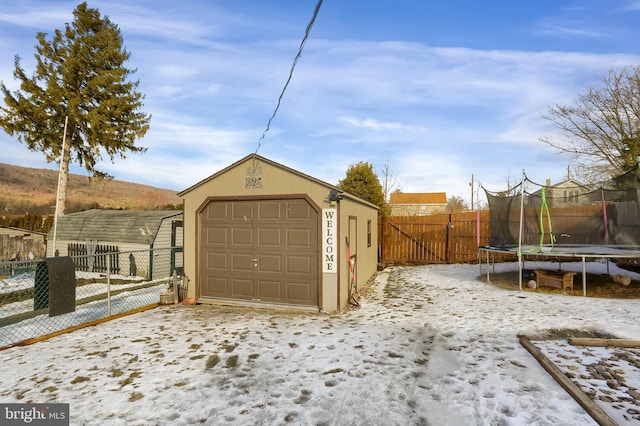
[0,270,169,347]
[1,261,639,425]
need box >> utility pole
[52,115,69,257]
[469,174,474,211]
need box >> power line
[253,0,324,157]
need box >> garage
[199,197,318,306]
[178,154,379,312]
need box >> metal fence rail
[0,247,183,349]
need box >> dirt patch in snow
[481,270,640,299]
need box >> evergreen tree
[338,161,387,214]
[0,2,150,215]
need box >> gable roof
[531,178,592,197]
[177,153,379,210]
[548,178,592,190]
[389,192,447,204]
[47,209,182,245]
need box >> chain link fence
[0,247,185,349]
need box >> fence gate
[379,211,491,265]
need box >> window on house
[367,220,372,247]
[563,190,579,203]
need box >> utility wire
[253,0,324,157]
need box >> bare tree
[446,195,468,213]
[378,160,398,203]
[500,173,522,197]
[540,65,640,182]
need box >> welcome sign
[322,209,337,273]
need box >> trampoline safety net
[484,168,640,249]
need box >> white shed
[46,209,183,279]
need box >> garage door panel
[258,254,281,272]
[231,279,254,298]
[232,203,253,219]
[287,228,311,247]
[207,252,228,269]
[232,228,253,245]
[256,280,282,300]
[287,200,312,219]
[206,277,229,296]
[258,228,281,246]
[287,255,310,274]
[287,281,311,302]
[200,198,318,307]
[207,203,228,219]
[258,202,282,219]
[232,253,253,272]
[206,228,228,245]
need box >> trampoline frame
[478,245,640,296]
[480,171,640,296]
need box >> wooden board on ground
[568,337,640,348]
[519,335,618,426]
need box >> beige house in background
[177,154,379,313]
[389,192,447,216]
[537,178,593,208]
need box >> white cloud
[155,65,198,80]
[342,117,403,131]
[539,24,605,39]
[0,9,72,29]
[622,1,640,11]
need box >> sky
[2,261,640,425]
[1,1,640,207]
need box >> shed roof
[389,192,447,204]
[1,226,47,236]
[48,209,182,245]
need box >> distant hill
[0,163,182,215]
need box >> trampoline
[479,167,640,296]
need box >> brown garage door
[199,198,319,307]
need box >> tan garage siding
[178,154,379,312]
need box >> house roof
[0,226,47,236]
[531,178,592,196]
[548,178,592,190]
[389,192,447,204]
[47,209,182,245]
[177,153,379,210]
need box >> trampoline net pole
[518,171,525,291]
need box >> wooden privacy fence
[0,234,46,261]
[378,211,492,265]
